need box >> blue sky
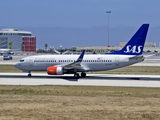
[0,0,160,48]
[1,0,160,27]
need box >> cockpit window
[20,60,24,62]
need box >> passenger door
[115,57,119,66]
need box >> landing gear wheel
[81,72,86,77]
[28,74,31,77]
[74,73,79,79]
[28,71,31,77]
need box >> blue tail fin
[109,24,149,55]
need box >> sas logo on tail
[124,45,143,53]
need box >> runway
[1,73,160,87]
[0,55,160,87]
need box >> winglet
[76,50,85,62]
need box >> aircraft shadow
[85,75,160,81]
[0,74,160,82]
[0,75,79,81]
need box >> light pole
[106,11,111,47]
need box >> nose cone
[14,63,21,69]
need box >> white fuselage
[14,54,143,73]
[0,49,11,54]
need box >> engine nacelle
[47,66,64,75]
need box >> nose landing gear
[28,71,31,77]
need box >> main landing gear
[81,72,86,77]
[74,73,79,79]
[28,71,31,77]
[74,72,86,79]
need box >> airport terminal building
[0,28,36,52]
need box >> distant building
[145,42,156,47]
[76,42,160,54]
[119,43,126,48]
[0,28,36,52]
[76,46,120,54]
[59,44,62,50]
[120,42,156,48]
[22,36,36,52]
[120,42,160,53]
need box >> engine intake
[47,66,64,75]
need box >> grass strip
[0,85,160,98]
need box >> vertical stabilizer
[109,24,149,55]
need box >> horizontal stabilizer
[129,55,143,60]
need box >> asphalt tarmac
[0,73,160,87]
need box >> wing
[62,50,72,55]
[53,49,61,54]
[63,50,85,70]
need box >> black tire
[81,72,86,77]
[28,74,31,77]
[74,73,79,79]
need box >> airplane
[14,24,150,78]
[0,42,14,55]
[0,49,14,55]
[53,49,72,55]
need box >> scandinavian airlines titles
[124,45,143,53]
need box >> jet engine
[47,66,64,75]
